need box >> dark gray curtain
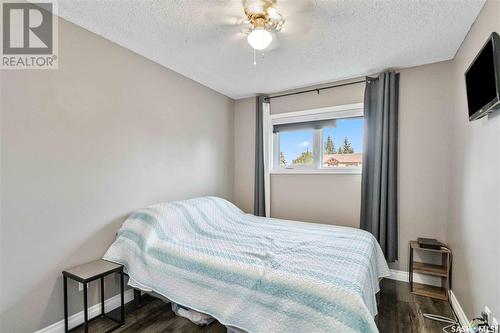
[254,95,266,216]
[360,72,399,262]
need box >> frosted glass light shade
[247,28,272,50]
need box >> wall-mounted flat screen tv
[465,32,500,121]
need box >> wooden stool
[62,259,125,332]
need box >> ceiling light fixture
[247,27,273,50]
[243,3,285,53]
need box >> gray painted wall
[234,97,256,214]
[397,61,453,269]
[0,17,234,332]
[447,0,500,319]
[233,62,454,271]
[270,174,362,228]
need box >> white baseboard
[449,290,470,330]
[35,289,134,333]
[387,269,441,286]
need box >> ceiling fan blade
[203,0,247,27]
[277,0,316,36]
[205,14,245,27]
[281,17,314,36]
[242,0,275,14]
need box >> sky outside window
[279,117,363,168]
[323,117,364,153]
[279,130,314,166]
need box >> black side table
[62,259,125,332]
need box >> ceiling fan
[207,0,314,65]
[241,0,286,51]
[237,0,315,65]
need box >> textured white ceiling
[57,0,485,99]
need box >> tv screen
[465,32,500,121]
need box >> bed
[103,196,390,333]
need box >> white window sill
[271,168,362,175]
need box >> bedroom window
[271,103,364,174]
[276,129,315,168]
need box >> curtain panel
[254,95,267,217]
[360,72,400,262]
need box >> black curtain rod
[264,79,366,102]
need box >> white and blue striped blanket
[103,197,390,333]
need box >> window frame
[269,103,364,175]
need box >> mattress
[103,196,390,333]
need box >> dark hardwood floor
[375,279,455,332]
[75,279,456,333]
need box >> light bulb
[247,27,272,50]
